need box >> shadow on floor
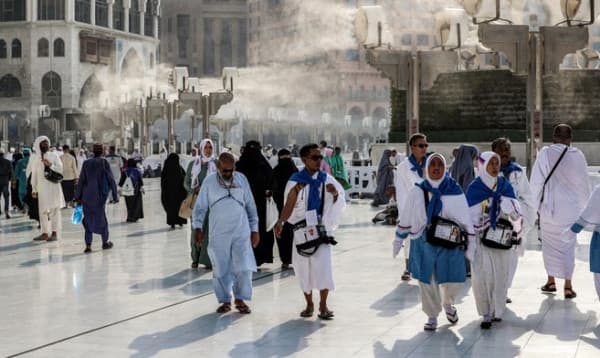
[228,319,325,358]
[369,283,420,317]
[128,312,243,358]
[129,269,210,294]
[0,240,38,253]
[126,227,175,238]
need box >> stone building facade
[245,0,397,149]
[0,0,160,148]
[159,0,247,77]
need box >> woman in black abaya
[160,153,187,228]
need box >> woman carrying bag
[184,139,217,269]
[119,159,144,223]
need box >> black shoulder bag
[43,155,63,183]
[294,183,338,257]
[421,187,467,249]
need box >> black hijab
[272,149,298,210]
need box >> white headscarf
[478,151,501,190]
[191,138,217,189]
[424,153,447,188]
[32,135,50,161]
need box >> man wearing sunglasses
[274,144,346,320]
[393,133,429,281]
[192,152,259,314]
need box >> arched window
[11,38,20,58]
[0,74,21,97]
[38,38,49,57]
[42,71,61,108]
[0,40,6,58]
[53,38,64,57]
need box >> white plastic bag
[266,197,279,232]
[121,176,135,197]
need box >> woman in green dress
[185,139,217,269]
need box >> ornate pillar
[66,0,75,21]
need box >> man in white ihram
[530,124,591,299]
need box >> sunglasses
[412,144,429,149]
[308,155,323,161]
[221,169,234,174]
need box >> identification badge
[306,210,318,226]
[306,225,320,240]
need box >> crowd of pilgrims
[2,124,599,327]
[376,124,599,331]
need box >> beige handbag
[179,188,199,219]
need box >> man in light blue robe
[192,152,259,314]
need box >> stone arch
[42,71,61,108]
[121,47,144,79]
[0,74,22,97]
[79,74,104,109]
[372,106,388,129]
[348,106,364,129]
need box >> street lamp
[467,0,594,175]
[356,5,460,154]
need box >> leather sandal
[317,310,334,320]
[216,303,231,313]
[541,282,557,293]
[235,302,252,314]
[300,306,314,318]
[564,287,577,299]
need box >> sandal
[300,307,314,318]
[401,271,411,281]
[424,318,437,331]
[564,287,577,299]
[541,282,557,293]
[445,306,458,324]
[235,303,252,314]
[317,310,334,320]
[216,303,231,313]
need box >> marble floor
[0,179,598,357]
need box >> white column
[139,10,145,35]
[124,0,130,32]
[91,0,96,25]
[66,0,75,21]
[107,0,114,29]
[27,0,34,21]
[153,16,159,39]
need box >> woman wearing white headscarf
[30,136,64,241]
[395,153,475,331]
[568,184,600,300]
[185,139,217,269]
[465,151,522,329]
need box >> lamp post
[356,6,460,154]
[466,0,593,175]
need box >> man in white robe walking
[275,144,346,320]
[31,136,64,242]
[393,133,429,281]
[530,124,591,299]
